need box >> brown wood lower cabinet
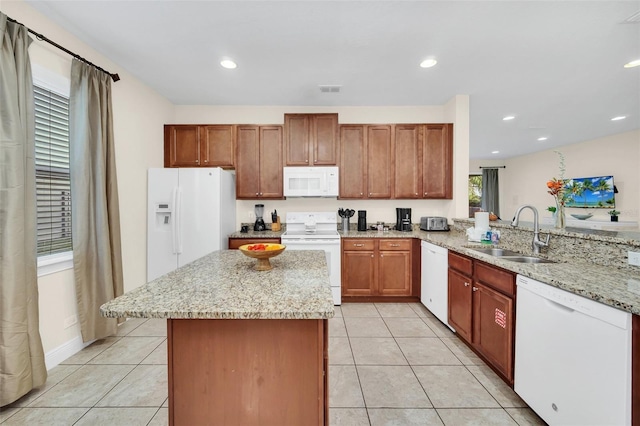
[228,237,281,249]
[342,238,418,299]
[168,318,328,426]
[448,251,516,385]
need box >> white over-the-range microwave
[283,166,339,197]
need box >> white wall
[475,130,640,223]
[3,0,175,360]
[175,100,470,227]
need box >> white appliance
[420,241,453,330]
[283,166,339,197]
[515,275,632,426]
[147,168,236,281]
[281,212,341,305]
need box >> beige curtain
[0,13,47,407]
[69,59,123,342]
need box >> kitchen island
[101,250,334,426]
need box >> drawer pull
[389,244,400,247]
[354,243,364,247]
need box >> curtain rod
[479,166,506,169]
[6,15,120,82]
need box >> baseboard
[44,336,94,370]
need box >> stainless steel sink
[469,247,522,257]
[501,256,554,264]
[469,247,554,263]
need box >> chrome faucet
[511,205,550,255]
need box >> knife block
[271,216,281,232]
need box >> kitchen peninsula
[101,250,334,426]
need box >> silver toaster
[420,216,449,231]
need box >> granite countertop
[100,250,335,320]
[341,228,640,315]
[228,229,285,239]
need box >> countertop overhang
[100,250,335,320]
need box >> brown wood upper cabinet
[284,113,338,166]
[164,124,235,168]
[339,124,393,199]
[394,123,453,199]
[235,125,283,199]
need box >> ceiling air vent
[621,10,640,23]
[319,85,342,93]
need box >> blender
[253,204,266,231]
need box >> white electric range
[280,212,341,305]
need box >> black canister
[357,210,367,231]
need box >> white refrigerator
[147,167,236,281]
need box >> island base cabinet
[168,318,328,426]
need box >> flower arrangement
[547,151,567,228]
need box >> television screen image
[564,175,615,208]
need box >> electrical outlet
[64,315,78,329]
[248,211,255,221]
[629,251,640,267]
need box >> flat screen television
[564,175,615,208]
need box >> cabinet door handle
[354,243,364,247]
[360,192,363,196]
[305,159,309,163]
[314,159,317,163]
[369,193,372,196]
[472,287,478,292]
[424,192,428,196]
[415,192,418,196]
[371,254,374,258]
[380,254,383,257]
[464,282,470,287]
[196,160,200,164]
[389,244,399,247]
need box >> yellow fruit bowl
[238,243,286,271]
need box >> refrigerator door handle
[170,187,178,254]
[175,186,183,254]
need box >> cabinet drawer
[449,251,473,276]
[343,239,375,251]
[474,261,515,297]
[379,239,412,251]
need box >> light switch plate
[628,251,640,266]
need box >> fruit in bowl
[238,243,286,270]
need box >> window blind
[34,84,72,256]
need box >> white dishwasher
[514,275,632,426]
[420,241,452,330]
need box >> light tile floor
[0,303,547,425]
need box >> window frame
[32,64,74,276]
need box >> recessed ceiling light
[220,59,237,69]
[491,150,500,154]
[419,58,438,68]
[624,59,640,68]
[611,115,627,121]
[537,137,548,141]
[502,116,515,121]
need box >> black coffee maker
[357,210,367,231]
[396,208,412,232]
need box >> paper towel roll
[475,212,490,232]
